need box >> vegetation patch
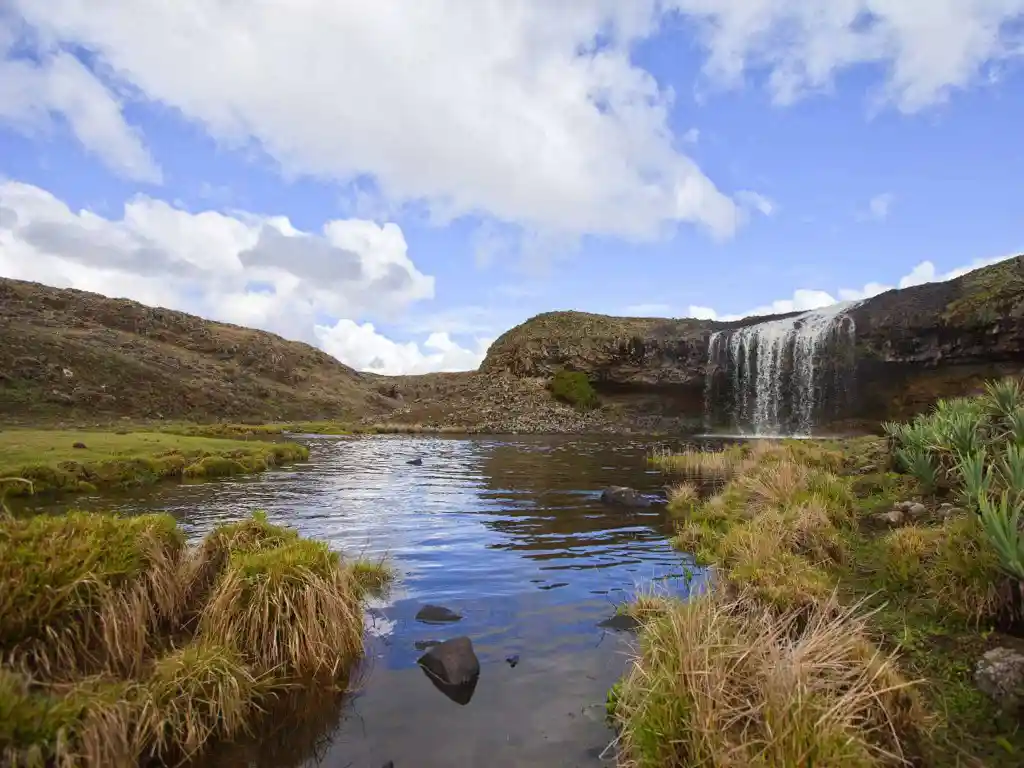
[548,369,600,411]
[0,510,390,766]
[0,429,309,497]
[616,378,1024,766]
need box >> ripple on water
[48,433,708,768]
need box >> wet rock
[72,441,87,449]
[417,636,480,706]
[506,654,519,668]
[875,509,905,527]
[406,457,423,466]
[600,486,652,508]
[414,640,441,651]
[975,647,1024,711]
[415,604,462,624]
[598,613,641,632]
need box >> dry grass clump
[651,446,743,480]
[200,539,364,677]
[0,668,143,768]
[615,589,925,768]
[0,512,184,679]
[0,510,389,766]
[141,642,271,763]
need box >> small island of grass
[0,428,310,498]
[0,509,391,767]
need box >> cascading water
[703,302,858,436]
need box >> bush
[549,370,599,411]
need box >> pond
[58,433,706,767]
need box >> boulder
[600,486,652,508]
[975,647,1024,711]
[415,604,463,624]
[908,502,928,519]
[417,636,480,705]
[875,509,905,527]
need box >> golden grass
[0,429,309,496]
[141,642,272,763]
[615,589,925,768]
[200,539,364,678]
[0,510,388,765]
[0,513,184,679]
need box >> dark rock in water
[415,604,462,624]
[418,636,480,705]
[598,613,642,632]
[506,654,519,668]
[406,457,423,465]
[600,486,652,508]
[72,441,87,449]
[415,640,441,651]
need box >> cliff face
[479,256,1024,429]
[0,278,396,424]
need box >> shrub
[548,370,599,411]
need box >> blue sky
[1,2,1022,373]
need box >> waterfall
[703,302,858,436]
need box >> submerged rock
[406,457,423,466]
[598,613,642,632]
[975,647,1024,711]
[414,640,441,651]
[600,486,652,508]
[415,604,462,624]
[417,636,480,705]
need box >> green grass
[548,369,600,411]
[0,510,391,767]
[0,429,309,497]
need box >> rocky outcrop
[475,256,1024,430]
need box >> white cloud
[689,252,1018,321]
[4,1,741,242]
[681,127,701,143]
[668,0,1024,112]
[0,48,162,183]
[864,192,895,221]
[736,189,776,217]
[315,321,493,376]
[0,179,489,374]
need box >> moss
[943,256,1024,326]
[548,369,600,411]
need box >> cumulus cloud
[315,322,493,376]
[687,252,1018,321]
[669,0,1024,112]
[0,47,162,183]
[3,1,742,242]
[736,190,777,217]
[0,180,490,374]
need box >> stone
[600,486,652,508]
[506,654,520,668]
[414,640,440,651]
[975,647,1024,711]
[415,604,462,624]
[417,636,480,705]
[72,441,87,449]
[908,502,927,519]
[406,457,423,466]
[598,613,642,632]
[897,501,915,513]
[875,509,904,527]
[858,463,877,474]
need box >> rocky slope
[0,278,396,424]
[3,255,1021,432]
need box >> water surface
[63,434,703,767]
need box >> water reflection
[45,434,705,767]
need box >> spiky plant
[935,411,988,460]
[999,444,1024,506]
[976,491,1024,583]
[1006,407,1024,448]
[984,377,1024,423]
[955,450,993,512]
[895,447,939,494]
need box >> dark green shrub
[549,370,599,411]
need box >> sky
[1,2,1022,375]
